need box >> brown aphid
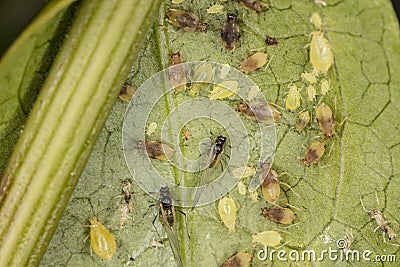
[137,140,174,161]
[303,141,325,167]
[168,52,187,92]
[261,169,280,203]
[265,35,278,45]
[221,13,240,50]
[269,104,282,121]
[316,103,335,137]
[167,9,207,32]
[119,83,135,101]
[261,206,296,224]
[239,52,268,73]
[222,251,252,267]
[237,101,274,124]
[239,0,262,12]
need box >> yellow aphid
[295,111,311,133]
[207,4,224,14]
[189,63,214,96]
[218,196,237,232]
[310,12,322,30]
[261,169,280,203]
[89,217,116,260]
[252,231,282,247]
[320,78,331,95]
[249,190,259,202]
[307,85,317,101]
[301,72,317,84]
[239,52,268,73]
[146,122,157,136]
[285,84,301,111]
[315,103,335,137]
[237,181,247,195]
[222,251,252,267]
[233,166,256,179]
[208,80,239,100]
[303,141,325,167]
[310,31,334,74]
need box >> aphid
[315,103,335,137]
[301,71,317,84]
[207,4,224,14]
[168,52,187,92]
[218,195,237,232]
[252,231,282,247]
[208,80,239,100]
[360,195,398,243]
[237,101,274,124]
[189,63,214,96]
[260,165,280,203]
[137,140,174,161]
[239,52,268,73]
[269,104,282,121]
[89,217,117,260]
[222,251,252,267]
[309,31,334,74]
[295,111,311,133]
[208,135,227,168]
[307,85,317,101]
[265,35,278,45]
[303,141,325,167]
[310,12,322,30]
[285,84,301,111]
[146,122,157,136]
[249,190,259,202]
[320,78,331,95]
[182,128,191,140]
[119,83,135,101]
[232,166,256,179]
[158,186,184,266]
[221,13,240,50]
[167,9,207,32]
[237,181,247,195]
[261,206,296,224]
[239,0,262,12]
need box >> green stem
[0,0,162,265]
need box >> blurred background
[0,0,400,58]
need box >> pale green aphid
[310,12,322,30]
[301,71,317,84]
[232,166,256,179]
[218,195,237,232]
[285,84,301,111]
[146,122,157,136]
[307,85,317,101]
[207,4,224,14]
[189,63,214,96]
[310,31,334,74]
[252,230,283,247]
[295,111,311,133]
[320,78,331,95]
[208,80,239,100]
[249,190,259,202]
[237,181,247,195]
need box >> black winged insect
[156,186,184,267]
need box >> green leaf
[0,0,162,266]
[39,0,400,266]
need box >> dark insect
[167,9,207,32]
[209,135,227,168]
[119,82,135,101]
[265,35,278,45]
[261,206,296,224]
[239,0,262,12]
[303,141,325,167]
[136,140,174,161]
[168,52,187,92]
[157,186,183,266]
[221,13,240,50]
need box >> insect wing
[159,204,183,267]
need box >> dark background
[0,0,399,57]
